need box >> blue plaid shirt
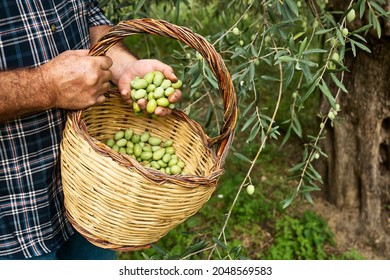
[0,0,111,258]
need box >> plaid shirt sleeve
[88,1,113,27]
[0,0,111,259]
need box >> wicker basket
[60,18,237,252]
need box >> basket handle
[87,18,237,160]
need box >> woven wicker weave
[60,18,237,252]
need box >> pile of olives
[130,70,183,115]
[105,128,186,175]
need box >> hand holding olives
[130,70,183,116]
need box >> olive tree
[317,0,390,254]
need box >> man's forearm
[0,25,127,122]
[0,67,54,122]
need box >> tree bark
[319,1,390,257]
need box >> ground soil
[301,194,389,260]
[275,139,390,260]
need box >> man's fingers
[137,98,147,111]
[98,56,113,70]
[96,94,106,105]
[97,81,111,96]
[161,67,177,82]
[154,106,171,117]
[167,89,182,103]
[101,69,112,83]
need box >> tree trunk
[319,2,390,257]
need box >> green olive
[148,136,162,146]
[116,138,127,147]
[164,87,175,97]
[157,159,167,168]
[165,146,175,155]
[177,160,185,168]
[170,165,182,175]
[133,143,143,157]
[160,79,172,89]
[156,97,170,107]
[147,92,155,102]
[150,161,161,169]
[162,153,171,163]
[134,89,147,100]
[124,128,133,140]
[171,80,182,89]
[146,99,157,114]
[246,184,255,195]
[114,130,125,141]
[162,139,173,147]
[142,145,152,152]
[133,102,141,113]
[131,134,141,144]
[346,9,356,22]
[130,77,140,89]
[132,78,148,89]
[168,158,178,167]
[331,52,340,62]
[151,145,161,152]
[152,148,166,161]
[140,131,150,142]
[146,83,156,93]
[126,141,134,148]
[153,71,164,86]
[140,151,153,161]
[130,89,137,100]
[144,71,155,84]
[112,145,119,152]
[126,147,134,155]
[106,139,115,147]
[153,87,165,99]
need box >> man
[0,0,180,259]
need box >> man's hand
[41,49,113,110]
[89,25,183,117]
[0,49,113,121]
[113,59,183,116]
[114,59,177,99]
